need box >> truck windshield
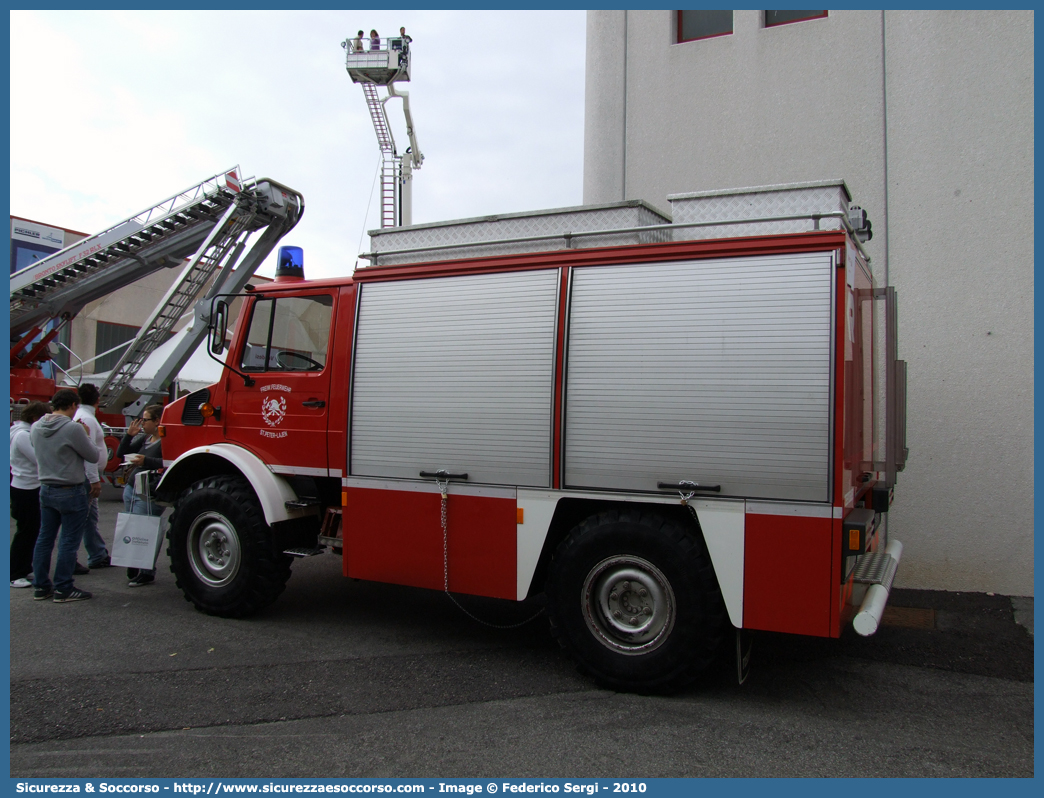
[240,294,333,372]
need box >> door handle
[657,481,721,493]
[302,399,326,408]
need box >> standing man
[74,383,112,569]
[10,401,49,587]
[31,388,99,603]
[395,26,412,66]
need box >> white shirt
[73,404,108,484]
[9,421,40,490]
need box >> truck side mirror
[211,300,229,354]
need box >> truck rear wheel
[168,475,292,618]
[546,508,725,693]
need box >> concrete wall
[584,10,1033,595]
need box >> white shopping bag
[110,512,164,570]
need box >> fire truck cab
[156,180,907,692]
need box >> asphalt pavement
[9,489,1034,778]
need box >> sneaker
[127,573,155,588]
[53,588,93,603]
[11,578,32,588]
[33,587,54,601]
[88,556,112,569]
[73,561,90,575]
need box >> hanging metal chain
[427,470,545,629]
[435,471,451,593]
[675,480,702,525]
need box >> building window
[95,321,140,373]
[10,240,59,275]
[764,10,828,27]
[677,10,733,42]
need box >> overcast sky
[10,10,587,279]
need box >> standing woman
[10,402,50,587]
[370,29,381,50]
[116,404,165,587]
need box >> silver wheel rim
[187,511,242,588]
[582,555,675,655]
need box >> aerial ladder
[10,168,304,420]
[341,32,423,228]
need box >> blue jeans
[83,494,109,567]
[33,482,89,594]
[123,482,163,517]
[122,483,164,576]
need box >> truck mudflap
[850,539,904,636]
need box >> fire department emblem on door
[261,395,287,427]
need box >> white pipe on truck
[852,539,904,637]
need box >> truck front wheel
[546,509,725,693]
[168,475,292,618]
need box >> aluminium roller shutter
[564,252,835,502]
[351,269,559,486]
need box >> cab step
[285,497,321,510]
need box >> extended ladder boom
[11,169,246,335]
[10,168,304,414]
[342,35,423,229]
[97,178,303,413]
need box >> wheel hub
[188,512,242,588]
[583,556,675,655]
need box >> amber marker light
[200,402,220,420]
[157,425,167,438]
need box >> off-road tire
[168,475,292,618]
[546,508,726,693]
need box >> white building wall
[584,9,1033,596]
[70,268,183,373]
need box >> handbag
[110,512,164,570]
[110,471,164,570]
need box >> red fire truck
[154,180,907,692]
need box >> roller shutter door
[564,253,834,502]
[351,269,559,486]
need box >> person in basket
[116,405,165,587]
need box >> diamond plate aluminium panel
[668,180,852,241]
[852,551,899,589]
[368,200,671,266]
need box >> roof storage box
[366,200,671,266]
[668,180,852,241]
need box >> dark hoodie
[30,414,99,486]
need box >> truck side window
[240,294,334,372]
